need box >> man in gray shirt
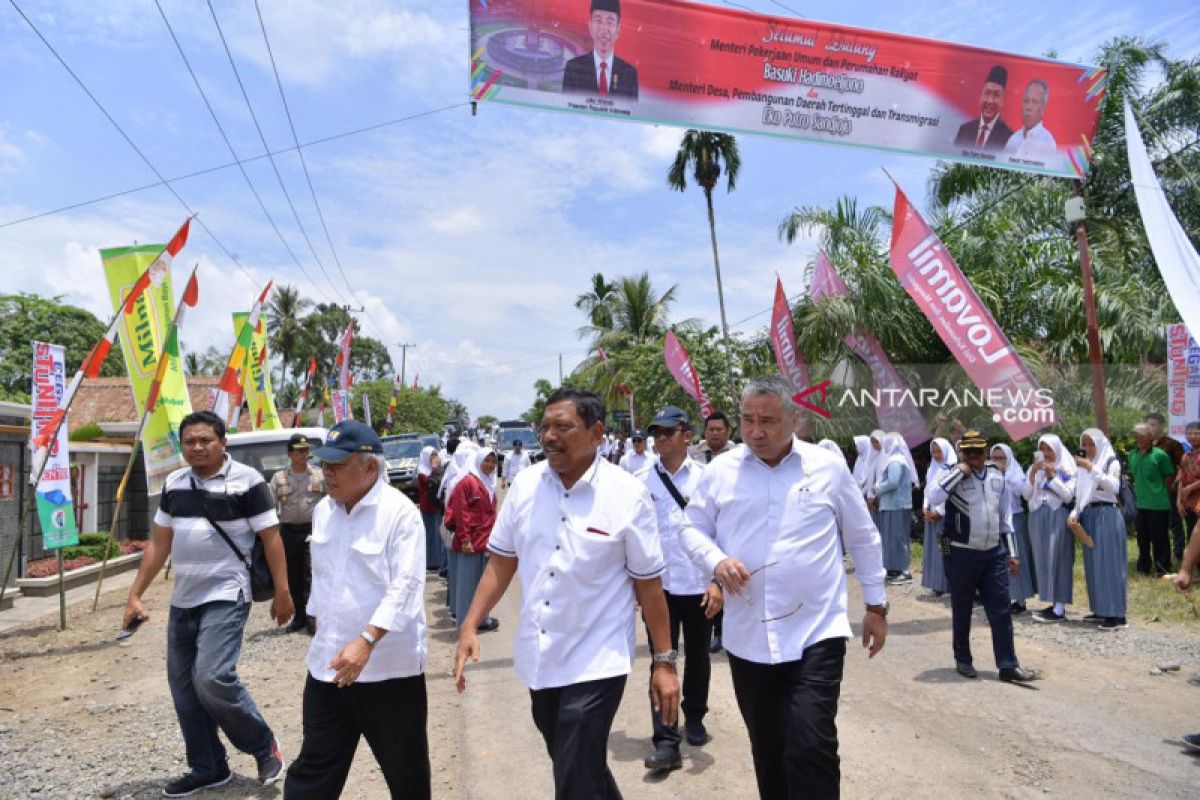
[122,411,293,796]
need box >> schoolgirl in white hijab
[469,447,498,500]
[817,439,845,461]
[864,429,886,501]
[920,437,957,595]
[1074,428,1127,628]
[875,432,915,581]
[1024,434,1077,622]
[852,435,871,495]
[990,443,1033,611]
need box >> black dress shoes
[999,666,1040,683]
[685,718,710,746]
[644,743,682,771]
[956,662,978,679]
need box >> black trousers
[1135,508,1172,575]
[530,675,626,800]
[643,591,713,746]
[1168,495,1186,560]
[284,673,430,799]
[280,522,312,622]
[945,544,1018,669]
[728,638,846,800]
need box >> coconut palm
[264,284,311,389]
[574,272,617,337]
[668,130,741,395]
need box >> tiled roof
[69,376,221,433]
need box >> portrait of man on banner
[561,0,639,100]
[954,65,1014,153]
[1004,78,1058,161]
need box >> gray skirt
[921,517,949,593]
[1029,505,1074,604]
[452,551,488,628]
[1009,510,1037,602]
[1080,504,1128,617]
[880,509,911,573]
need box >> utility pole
[397,343,416,388]
[558,353,564,385]
[1067,185,1108,435]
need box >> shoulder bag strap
[654,462,688,511]
[189,475,251,570]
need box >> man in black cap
[285,421,431,798]
[638,406,723,772]
[268,433,325,633]
[620,429,655,474]
[561,0,639,99]
[926,430,1038,683]
[954,65,1014,152]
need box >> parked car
[224,427,328,484]
[381,436,425,498]
[495,426,542,469]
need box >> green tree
[352,381,447,434]
[574,273,617,336]
[668,130,742,395]
[264,284,311,389]
[445,398,469,427]
[477,414,498,429]
[295,304,394,387]
[523,378,558,425]
[0,293,125,400]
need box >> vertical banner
[231,313,282,431]
[336,323,354,390]
[363,392,373,429]
[332,389,352,423]
[768,276,811,389]
[664,331,714,417]
[890,182,1053,440]
[31,342,78,549]
[101,244,192,490]
[468,0,1106,179]
[1167,323,1200,443]
[809,252,931,446]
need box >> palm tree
[574,273,617,338]
[264,284,311,390]
[668,130,741,397]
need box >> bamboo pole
[90,441,141,611]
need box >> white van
[224,427,328,483]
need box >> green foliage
[69,423,104,442]
[351,380,447,435]
[476,415,498,429]
[0,293,125,398]
[60,539,120,561]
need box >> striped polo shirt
[154,454,279,608]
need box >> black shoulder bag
[190,476,275,602]
[654,462,689,510]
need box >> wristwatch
[359,631,378,647]
[865,603,889,619]
[651,649,679,666]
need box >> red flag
[663,331,713,418]
[335,323,354,389]
[412,372,419,390]
[768,275,811,391]
[123,218,190,314]
[889,181,1053,439]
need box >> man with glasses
[637,406,724,772]
[680,375,887,798]
[620,429,655,474]
[454,388,679,799]
[927,430,1038,683]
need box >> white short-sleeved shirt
[488,456,665,690]
[680,440,887,665]
[306,481,427,683]
[637,457,710,596]
[154,455,278,609]
[619,450,656,474]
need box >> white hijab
[441,441,478,501]
[924,437,958,510]
[1074,428,1116,510]
[817,439,845,462]
[418,445,436,477]
[990,443,1023,484]
[884,432,919,487]
[470,447,498,500]
[851,435,871,488]
[865,429,886,497]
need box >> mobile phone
[116,616,145,641]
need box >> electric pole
[397,343,416,388]
[559,353,564,385]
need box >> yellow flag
[231,312,282,430]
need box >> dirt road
[1,567,1199,798]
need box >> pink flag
[335,323,354,390]
[664,331,714,418]
[810,252,931,447]
[768,276,811,390]
[890,184,1054,440]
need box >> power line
[206,0,350,305]
[154,0,337,304]
[7,0,261,288]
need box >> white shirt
[306,481,427,683]
[1004,121,1057,160]
[1022,464,1076,511]
[619,449,655,474]
[503,451,531,482]
[487,456,665,690]
[638,457,709,595]
[968,116,1000,148]
[680,440,887,665]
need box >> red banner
[768,275,811,391]
[889,184,1054,440]
[469,0,1106,178]
[336,323,354,390]
[664,331,713,418]
[809,252,931,447]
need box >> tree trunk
[705,188,737,408]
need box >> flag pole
[0,223,191,606]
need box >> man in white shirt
[680,375,888,798]
[502,439,531,488]
[284,421,430,799]
[1003,78,1058,161]
[620,429,655,474]
[454,388,680,799]
[637,406,724,773]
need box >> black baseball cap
[648,406,690,434]
[631,429,646,441]
[312,421,383,463]
[288,433,312,451]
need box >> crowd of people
[113,391,1200,798]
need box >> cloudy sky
[1,0,1197,420]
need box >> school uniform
[1024,437,1077,606]
[1075,431,1128,620]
